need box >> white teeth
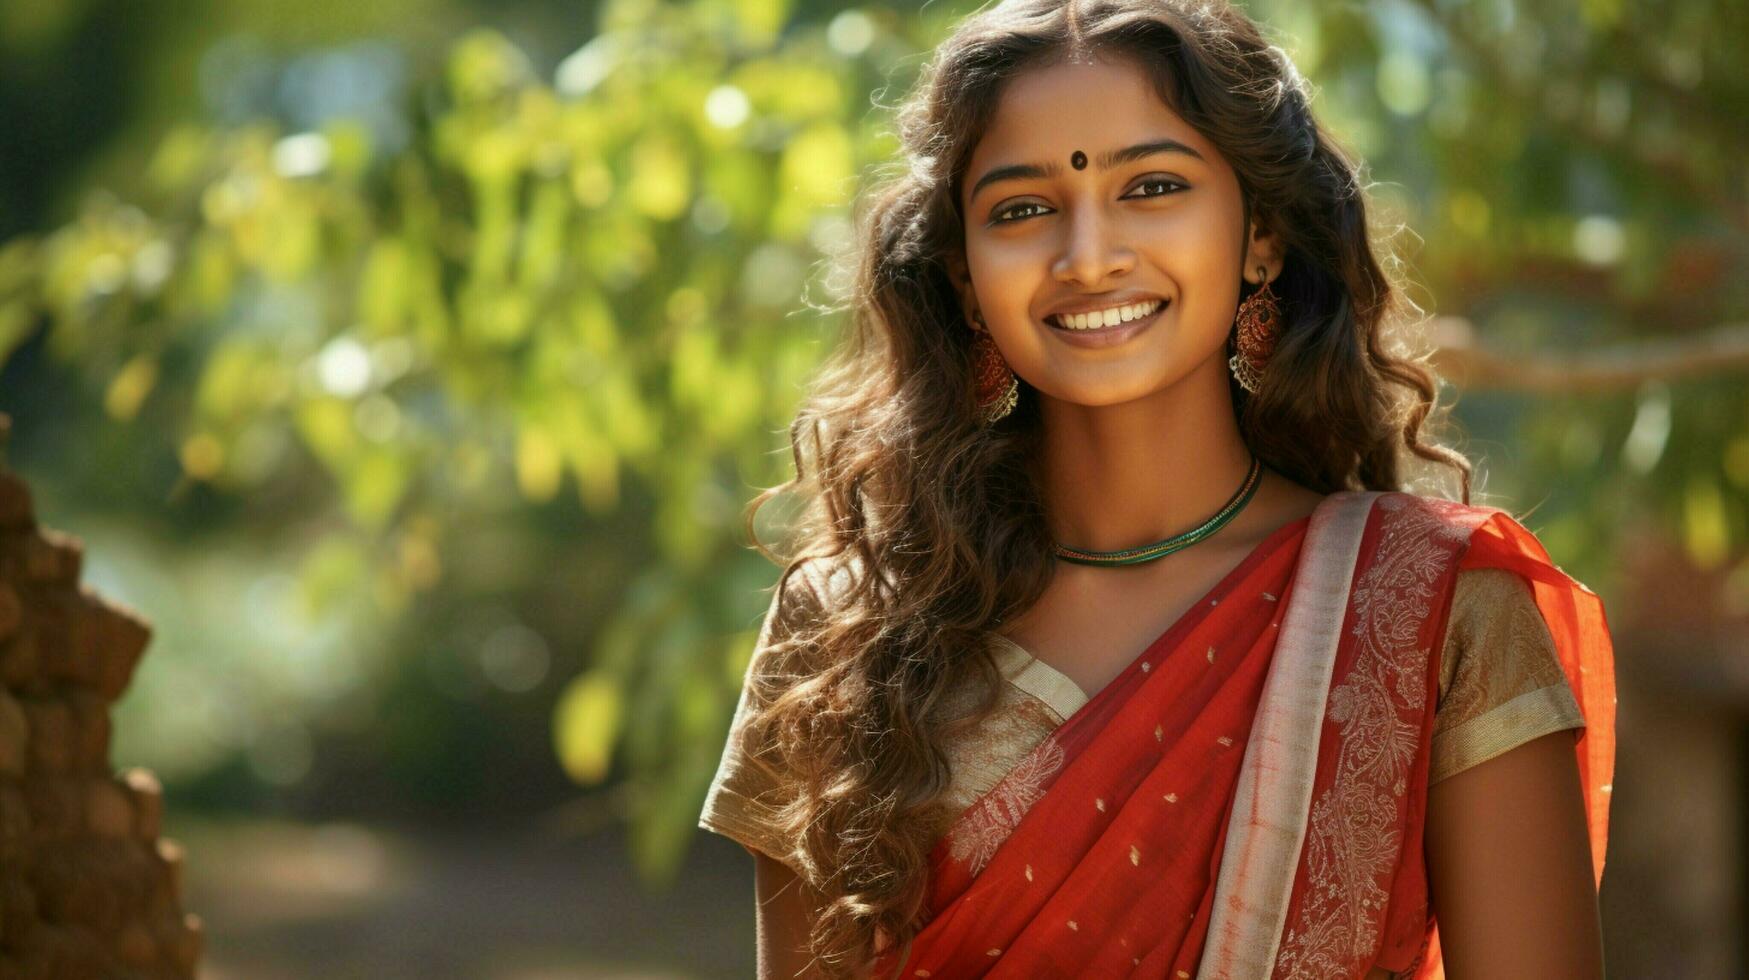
[1052,300,1163,330]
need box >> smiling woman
[696,1,1616,978]
[947,53,1282,416]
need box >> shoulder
[745,550,875,683]
[792,546,878,601]
[1442,566,1556,677]
[1372,489,1502,527]
[1432,565,1584,784]
[1359,491,1514,558]
[759,551,851,631]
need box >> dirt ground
[175,812,759,980]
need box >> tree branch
[1429,317,1749,392]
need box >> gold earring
[1229,265,1281,394]
[970,312,1018,424]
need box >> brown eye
[1126,178,1188,199]
[992,201,1050,224]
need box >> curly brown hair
[733,0,1472,974]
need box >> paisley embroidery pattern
[947,733,1066,875]
[1275,494,1475,978]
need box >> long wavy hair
[734,0,1472,974]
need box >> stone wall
[0,415,202,979]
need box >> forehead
[967,54,1221,183]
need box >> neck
[1035,356,1257,553]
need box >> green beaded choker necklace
[1052,455,1264,567]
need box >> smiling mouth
[1045,298,1168,331]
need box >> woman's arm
[753,850,837,979]
[1425,729,1604,978]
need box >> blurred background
[0,0,1743,976]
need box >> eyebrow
[967,138,1206,206]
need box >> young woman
[698,1,1617,977]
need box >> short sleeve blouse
[698,565,1587,874]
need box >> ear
[944,249,984,332]
[1242,211,1286,285]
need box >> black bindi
[1070,149,1087,170]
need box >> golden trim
[698,785,802,873]
[1429,682,1586,785]
[987,633,1089,724]
[1199,489,1380,979]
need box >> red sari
[876,490,1616,979]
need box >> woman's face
[951,53,1281,408]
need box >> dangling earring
[971,312,1018,424]
[1228,264,1281,394]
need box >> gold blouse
[698,566,1587,877]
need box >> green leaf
[627,133,693,221]
[554,670,624,786]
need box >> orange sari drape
[876,491,1616,979]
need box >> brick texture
[0,414,201,979]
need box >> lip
[1043,299,1169,348]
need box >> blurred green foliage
[0,0,1744,886]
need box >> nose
[1051,206,1136,287]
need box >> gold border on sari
[1196,490,1381,980]
[988,632,1090,724]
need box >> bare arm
[754,849,836,980]
[1425,729,1604,979]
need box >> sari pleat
[878,492,1616,980]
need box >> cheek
[968,236,1044,297]
[1152,196,1242,265]
[1141,206,1244,326]
[966,240,1053,336]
